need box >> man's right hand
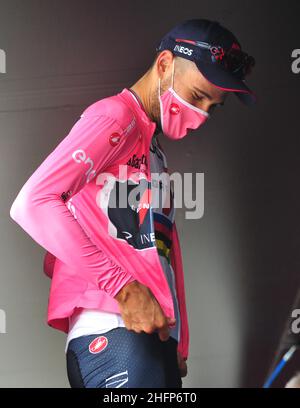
[114,280,176,342]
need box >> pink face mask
[158,59,210,140]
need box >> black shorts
[66,327,182,388]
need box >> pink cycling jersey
[9,87,190,359]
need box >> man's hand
[114,280,176,342]
[177,350,188,377]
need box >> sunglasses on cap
[174,38,255,79]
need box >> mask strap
[158,58,175,97]
[158,77,161,98]
[171,58,175,89]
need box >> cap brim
[195,60,257,106]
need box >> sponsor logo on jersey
[124,117,136,136]
[72,149,96,182]
[109,132,122,147]
[126,153,148,169]
[122,230,156,245]
[89,336,108,354]
[60,190,72,202]
[99,178,155,250]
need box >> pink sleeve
[9,113,136,298]
[43,250,56,279]
[170,221,189,360]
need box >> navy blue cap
[156,19,257,106]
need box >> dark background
[1,0,300,387]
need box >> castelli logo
[109,132,121,147]
[169,103,180,115]
[89,336,108,354]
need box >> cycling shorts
[66,327,182,388]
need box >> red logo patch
[88,336,108,354]
[109,132,121,147]
[169,103,180,115]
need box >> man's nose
[197,100,217,115]
[196,100,211,113]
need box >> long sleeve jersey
[9,87,190,359]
